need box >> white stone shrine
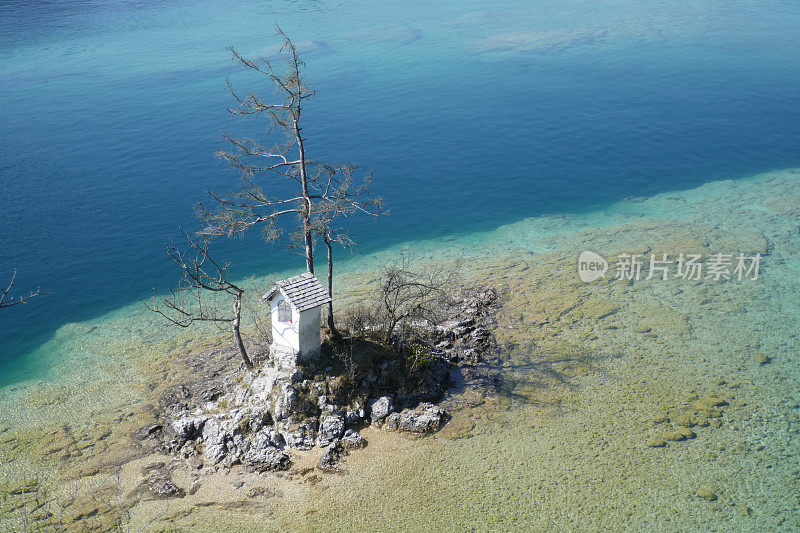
[260,272,331,370]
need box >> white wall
[298,306,322,362]
[270,294,299,352]
[269,291,322,361]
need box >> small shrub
[401,341,433,375]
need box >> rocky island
[136,285,500,485]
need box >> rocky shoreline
[134,287,501,484]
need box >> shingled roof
[260,272,331,312]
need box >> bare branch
[0,270,48,308]
[145,230,254,369]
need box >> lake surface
[1,0,799,385]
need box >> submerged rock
[385,403,446,434]
[695,488,718,501]
[652,413,669,424]
[664,430,686,442]
[754,353,772,365]
[136,463,186,500]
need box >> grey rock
[317,413,345,447]
[201,418,230,464]
[344,409,363,427]
[282,421,316,450]
[385,413,401,430]
[461,347,478,362]
[134,423,163,440]
[471,327,490,339]
[147,476,185,499]
[386,403,446,434]
[239,405,272,434]
[370,396,394,423]
[243,430,291,472]
[179,440,199,458]
[270,381,298,422]
[457,317,476,328]
[341,429,367,450]
[170,415,208,443]
[452,325,474,337]
[137,464,186,500]
[200,386,224,403]
[318,440,343,472]
[249,373,278,402]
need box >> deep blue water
[1,0,799,384]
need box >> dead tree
[1,270,45,308]
[198,26,317,273]
[306,163,384,334]
[197,28,384,288]
[376,254,461,346]
[146,230,254,369]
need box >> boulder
[341,429,367,451]
[281,421,316,450]
[345,407,364,427]
[317,440,343,472]
[170,415,208,443]
[317,414,345,447]
[242,430,290,472]
[385,403,446,434]
[201,419,231,465]
[370,396,394,424]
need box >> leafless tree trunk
[323,229,336,334]
[146,230,254,369]
[198,26,317,273]
[197,27,385,284]
[0,270,46,308]
[309,163,385,333]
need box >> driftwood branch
[0,270,47,308]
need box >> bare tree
[306,162,384,334]
[198,26,317,273]
[375,254,462,346]
[146,230,254,369]
[198,28,385,282]
[1,270,46,308]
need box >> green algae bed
[1,169,799,531]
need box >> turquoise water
[2,0,800,385]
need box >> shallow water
[1,169,798,530]
[263,169,800,531]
